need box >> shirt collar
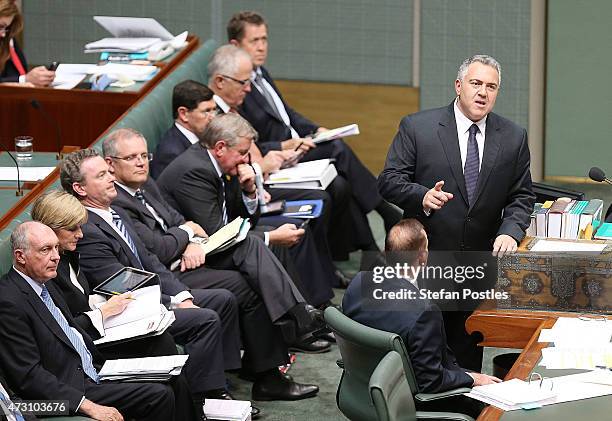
[206,148,224,178]
[251,67,263,81]
[115,182,137,197]
[453,97,487,136]
[213,94,231,114]
[13,266,44,296]
[85,206,113,225]
[174,122,200,145]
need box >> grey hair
[457,55,501,86]
[102,128,146,158]
[60,149,100,198]
[207,44,253,80]
[200,113,258,148]
[10,222,31,252]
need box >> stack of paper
[169,217,251,271]
[91,63,158,81]
[93,286,175,346]
[85,37,162,53]
[203,399,251,421]
[467,378,557,410]
[266,159,338,190]
[99,355,189,382]
[311,123,360,144]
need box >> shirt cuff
[76,396,85,412]
[18,74,26,84]
[264,232,270,246]
[178,224,195,240]
[85,309,105,337]
[242,192,258,215]
[169,291,194,309]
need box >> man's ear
[177,106,189,123]
[13,250,26,266]
[229,39,239,47]
[455,79,462,96]
[104,156,114,169]
[72,182,87,198]
[213,140,226,156]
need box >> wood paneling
[275,80,419,174]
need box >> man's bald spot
[385,219,427,253]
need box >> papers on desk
[85,37,162,53]
[93,286,175,346]
[99,355,189,382]
[311,123,360,144]
[94,16,175,40]
[204,399,251,421]
[169,217,251,271]
[0,166,55,182]
[266,159,338,190]
[91,63,158,81]
[466,371,612,411]
[530,239,607,253]
[537,317,612,370]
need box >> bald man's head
[11,221,60,283]
[385,219,428,267]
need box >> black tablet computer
[92,267,157,296]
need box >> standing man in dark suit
[59,149,246,411]
[0,221,192,421]
[227,11,401,234]
[378,55,536,370]
[343,219,500,418]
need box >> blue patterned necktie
[39,285,99,383]
[134,189,146,206]
[220,177,229,225]
[110,209,142,267]
[464,124,480,206]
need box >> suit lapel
[250,70,284,123]
[471,114,502,208]
[10,270,76,351]
[437,105,469,205]
[172,125,191,150]
[88,211,141,268]
[142,190,173,228]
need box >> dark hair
[172,80,214,119]
[60,149,100,198]
[226,11,266,42]
[0,0,24,71]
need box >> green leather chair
[324,307,471,421]
[369,351,474,421]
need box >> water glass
[14,136,33,160]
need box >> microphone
[588,167,612,185]
[30,99,63,159]
[0,140,23,196]
[252,163,267,208]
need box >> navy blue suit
[151,124,191,179]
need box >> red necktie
[9,39,26,76]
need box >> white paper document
[312,123,360,144]
[85,37,161,53]
[530,239,607,253]
[204,399,251,421]
[94,16,175,40]
[0,166,56,182]
[266,159,338,190]
[99,285,162,329]
[99,355,189,381]
[90,63,158,81]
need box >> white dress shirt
[453,98,486,172]
[175,121,200,145]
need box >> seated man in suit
[0,221,193,421]
[106,128,331,373]
[227,11,401,234]
[342,219,500,417]
[59,149,247,410]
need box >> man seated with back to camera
[342,219,501,418]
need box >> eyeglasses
[109,152,153,163]
[221,74,251,87]
[200,108,219,118]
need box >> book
[536,200,554,237]
[547,198,574,239]
[282,199,324,219]
[579,199,604,239]
[526,203,543,237]
[311,123,360,144]
[594,222,612,240]
[265,159,338,190]
[563,200,589,239]
[203,399,251,421]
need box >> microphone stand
[30,99,63,160]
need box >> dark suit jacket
[378,102,535,251]
[342,272,473,393]
[151,125,192,180]
[239,66,319,154]
[0,40,27,83]
[113,180,189,265]
[156,143,260,235]
[0,269,104,413]
[77,207,188,306]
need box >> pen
[294,141,304,152]
[110,291,135,300]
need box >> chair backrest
[369,351,418,421]
[324,307,419,421]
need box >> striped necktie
[0,386,25,421]
[110,209,142,267]
[134,189,146,205]
[464,124,480,206]
[40,285,99,383]
[220,176,229,225]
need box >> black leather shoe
[289,338,331,354]
[204,389,261,419]
[239,367,293,382]
[252,370,319,401]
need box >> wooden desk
[0,36,199,152]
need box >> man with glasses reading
[378,55,535,371]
